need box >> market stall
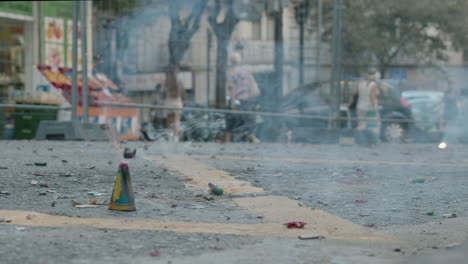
[37,65,139,140]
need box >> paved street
[1,141,468,263]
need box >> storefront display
[0,21,26,101]
[37,65,140,140]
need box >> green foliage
[92,0,139,16]
[317,0,468,72]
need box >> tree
[208,0,240,108]
[93,0,140,80]
[168,0,208,69]
[317,0,468,76]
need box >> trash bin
[11,108,58,140]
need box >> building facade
[95,2,331,120]
[0,1,93,102]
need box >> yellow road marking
[150,156,264,194]
[0,210,392,242]
[147,156,393,242]
[189,154,468,168]
[0,156,395,242]
[234,196,382,239]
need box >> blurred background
[0,0,467,144]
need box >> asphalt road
[1,141,468,263]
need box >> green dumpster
[11,108,58,140]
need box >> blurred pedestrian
[225,52,261,143]
[164,67,185,142]
[351,68,380,140]
[151,83,166,129]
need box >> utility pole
[294,0,309,85]
[270,0,285,112]
[315,0,322,83]
[274,12,283,112]
[206,29,212,107]
[330,0,343,128]
[80,0,88,123]
[71,1,78,123]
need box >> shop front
[0,2,34,102]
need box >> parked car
[405,96,444,142]
[375,79,413,142]
[402,90,444,103]
[267,79,413,143]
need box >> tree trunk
[215,38,229,108]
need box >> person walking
[164,67,185,142]
[225,52,260,143]
[352,68,380,142]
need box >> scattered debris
[71,199,108,208]
[34,162,47,167]
[256,216,264,219]
[149,249,160,257]
[75,205,99,208]
[317,200,329,206]
[394,248,402,252]
[87,192,106,197]
[107,161,113,165]
[39,191,47,196]
[355,200,368,203]
[426,211,435,216]
[284,222,306,229]
[30,180,38,185]
[442,213,457,219]
[190,205,206,209]
[33,173,48,177]
[445,242,461,249]
[0,166,8,169]
[26,214,36,220]
[15,227,25,231]
[62,160,68,163]
[208,182,223,195]
[210,155,216,159]
[85,166,96,169]
[39,183,49,188]
[71,200,82,206]
[0,217,12,223]
[364,224,376,227]
[411,177,426,184]
[298,235,325,240]
[0,191,11,195]
[51,201,56,207]
[359,213,370,217]
[124,148,136,159]
[202,195,214,201]
[171,204,178,208]
[24,163,33,166]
